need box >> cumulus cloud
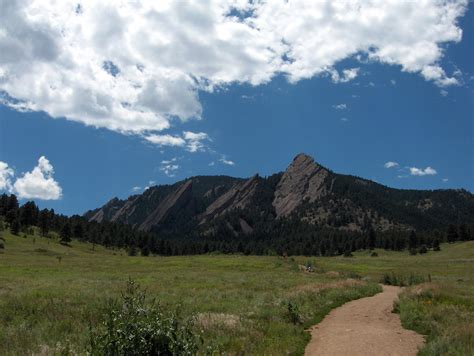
[384,161,399,169]
[131,186,142,192]
[13,156,63,200]
[0,0,467,141]
[0,161,14,191]
[409,166,437,176]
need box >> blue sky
[0,1,473,216]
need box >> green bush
[89,280,200,355]
[381,272,427,286]
[286,301,301,325]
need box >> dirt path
[304,285,424,356]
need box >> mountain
[85,153,474,237]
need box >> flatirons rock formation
[85,153,474,236]
[273,154,330,217]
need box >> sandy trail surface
[304,285,424,356]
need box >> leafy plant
[89,279,200,355]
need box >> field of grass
[0,229,473,355]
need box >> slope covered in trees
[1,154,473,256]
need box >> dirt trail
[305,285,424,356]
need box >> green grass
[294,245,474,355]
[0,230,473,355]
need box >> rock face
[273,153,329,217]
[199,175,259,224]
[87,197,125,223]
[138,180,193,231]
[85,153,474,235]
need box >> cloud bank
[0,0,467,139]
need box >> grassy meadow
[0,229,473,355]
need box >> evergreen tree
[458,224,470,241]
[141,245,150,257]
[368,227,376,250]
[0,230,5,249]
[10,219,20,235]
[39,209,51,237]
[408,230,418,250]
[73,223,84,239]
[343,242,353,257]
[433,237,441,251]
[60,223,72,244]
[446,224,458,243]
[20,201,39,227]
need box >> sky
[0,0,473,216]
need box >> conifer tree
[60,223,72,244]
[446,224,458,243]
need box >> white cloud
[131,186,142,192]
[390,79,396,85]
[208,161,215,167]
[144,134,186,147]
[145,131,209,152]
[329,68,360,83]
[0,0,467,139]
[159,163,179,177]
[440,89,448,96]
[161,157,177,165]
[340,117,349,122]
[219,157,235,166]
[159,157,180,177]
[0,161,14,191]
[409,166,437,176]
[13,156,62,200]
[183,131,210,153]
[333,104,347,110]
[384,161,399,169]
[442,178,449,182]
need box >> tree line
[1,193,472,257]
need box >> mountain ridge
[84,153,474,236]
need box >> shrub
[381,272,427,286]
[286,301,301,325]
[409,248,418,256]
[418,245,428,254]
[370,251,378,257]
[89,280,200,355]
[343,250,353,257]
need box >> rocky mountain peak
[272,153,330,217]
